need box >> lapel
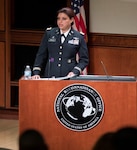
[55,28,62,44]
[54,28,75,44]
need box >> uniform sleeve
[72,34,89,75]
[33,31,49,75]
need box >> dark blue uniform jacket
[33,27,89,78]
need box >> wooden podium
[19,79,137,150]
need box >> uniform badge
[48,36,56,42]
[73,37,79,45]
[68,40,73,44]
[68,37,79,45]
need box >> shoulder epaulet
[80,31,85,36]
[46,27,52,31]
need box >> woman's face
[57,12,74,32]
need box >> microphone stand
[100,61,109,80]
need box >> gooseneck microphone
[100,61,109,80]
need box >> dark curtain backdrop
[13,0,67,30]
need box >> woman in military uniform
[32,7,89,79]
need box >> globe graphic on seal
[62,95,96,121]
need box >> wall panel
[88,33,137,77]
[0,0,5,30]
[0,42,5,107]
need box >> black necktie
[61,34,65,43]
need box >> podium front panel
[19,80,137,150]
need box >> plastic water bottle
[24,65,31,79]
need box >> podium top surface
[70,75,136,81]
[20,75,136,82]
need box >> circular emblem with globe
[54,84,104,131]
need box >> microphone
[100,61,109,80]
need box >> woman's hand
[67,72,75,77]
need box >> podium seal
[54,83,104,131]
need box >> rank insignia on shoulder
[46,27,52,31]
[80,31,85,35]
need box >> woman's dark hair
[57,7,75,25]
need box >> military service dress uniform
[33,27,89,78]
